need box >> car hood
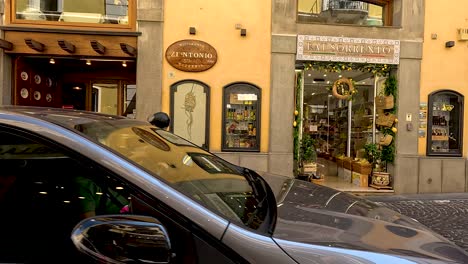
[259,173,468,263]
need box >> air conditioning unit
[458,28,468,41]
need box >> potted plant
[299,133,317,179]
[364,143,391,187]
[364,143,381,168]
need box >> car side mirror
[71,215,172,264]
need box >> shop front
[295,35,400,193]
[1,32,137,116]
[0,0,138,116]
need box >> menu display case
[427,90,463,156]
[222,83,260,152]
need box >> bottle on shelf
[440,116,446,126]
[244,106,249,120]
[237,109,243,121]
[432,116,439,126]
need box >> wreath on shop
[332,77,356,100]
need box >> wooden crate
[352,161,372,175]
[343,157,353,170]
[336,157,344,168]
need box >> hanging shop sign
[165,40,218,72]
[296,35,400,65]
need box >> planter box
[352,172,369,187]
[301,162,317,176]
[371,172,391,186]
[352,161,372,175]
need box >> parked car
[0,106,467,264]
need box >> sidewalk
[366,192,468,202]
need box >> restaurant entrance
[12,56,137,117]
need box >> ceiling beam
[120,43,137,57]
[58,39,76,53]
[90,40,106,55]
[25,38,45,52]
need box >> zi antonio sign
[166,40,218,72]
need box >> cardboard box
[352,172,369,187]
[343,168,352,182]
[337,166,344,179]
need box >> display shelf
[427,90,463,156]
[432,136,449,141]
[222,85,260,152]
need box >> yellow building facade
[419,0,468,155]
[162,0,271,153]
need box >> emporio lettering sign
[297,35,400,65]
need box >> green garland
[304,61,393,77]
[293,72,302,164]
[380,75,398,164]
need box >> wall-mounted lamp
[189,27,196,35]
[49,58,55,64]
[240,28,247,37]
[445,41,455,48]
[86,59,92,65]
[122,61,127,67]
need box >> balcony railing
[298,0,376,25]
[323,0,369,12]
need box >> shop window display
[427,90,463,156]
[300,70,387,187]
[222,83,260,152]
[303,75,376,160]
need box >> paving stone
[370,198,468,252]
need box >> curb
[366,192,468,202]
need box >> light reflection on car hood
[259,173,468,263]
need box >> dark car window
[0,129,132,263]
[0,127,244,264]
[70,120,269,230]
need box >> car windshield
[64,117,269,230]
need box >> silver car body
[0,106,466,264]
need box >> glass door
[91,82,119,115]
[62,82,86,110]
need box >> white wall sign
[297,35,400,65]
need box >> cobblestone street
[367,194,468,252]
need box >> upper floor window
[13,0,131,27]
[297,0,392,26]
